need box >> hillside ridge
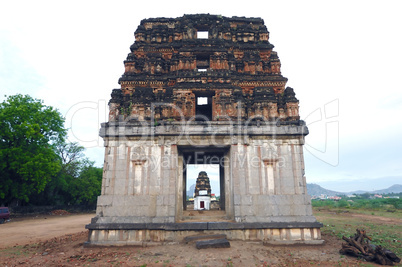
[307,183,402,196]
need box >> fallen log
[339,229,400,265]
[342,236,369,256]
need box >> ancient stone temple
[86,14,323,245]
[194,171,212,210]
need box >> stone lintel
[99,122,308,137]
[85,221,323,231]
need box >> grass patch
[0,245,33,257]
[347,208,402,219]
[314,207,402,257]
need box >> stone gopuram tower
[194,171,212,210]
[86,14,323,245]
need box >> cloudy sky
[1,1,401,192]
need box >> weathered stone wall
[97,139,178,223]
[94,121,315,225]
[230,139,313,223]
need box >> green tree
[31,141,103,206]
[31,141,86,205]
[0,94,66,205]
[360,192,371,200]
[50,141,103,206]
[69,161,103,205]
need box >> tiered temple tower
[194,171,212,210]
[86,14,323,246]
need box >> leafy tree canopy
[0,94,66,205]
[70,161,103,205]
[31,141,103,206]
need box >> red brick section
[108,14,300,123]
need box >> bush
[337,199,349,208]
[312,198,402,210]
[312,199,336,208]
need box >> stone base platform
[85,221,324,246]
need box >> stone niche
[86,14,323,246]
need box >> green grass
[312,197,402,211]
[0,245,33,257]
[346,208,402,219]
[314,207,402,258]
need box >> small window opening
[196,96,212,120]
[198,97,208,105]
[197,31,208,39]
[195,94,213,120]
[196,54,210,71]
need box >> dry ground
[0,214,91,248]
[0,212,399,266]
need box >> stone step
[183,210,225,216]
[184,234,227,244]
[196,238,231,249]
[180,215,229,221]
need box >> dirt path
[0,212,397,266]
[0,214,93,248]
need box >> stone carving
[108,14,299,122]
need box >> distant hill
[350,184,402,195]
[306,183,402,196]
[187,184,195,197]
[307,183,342,196]
[315,176,401,193]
